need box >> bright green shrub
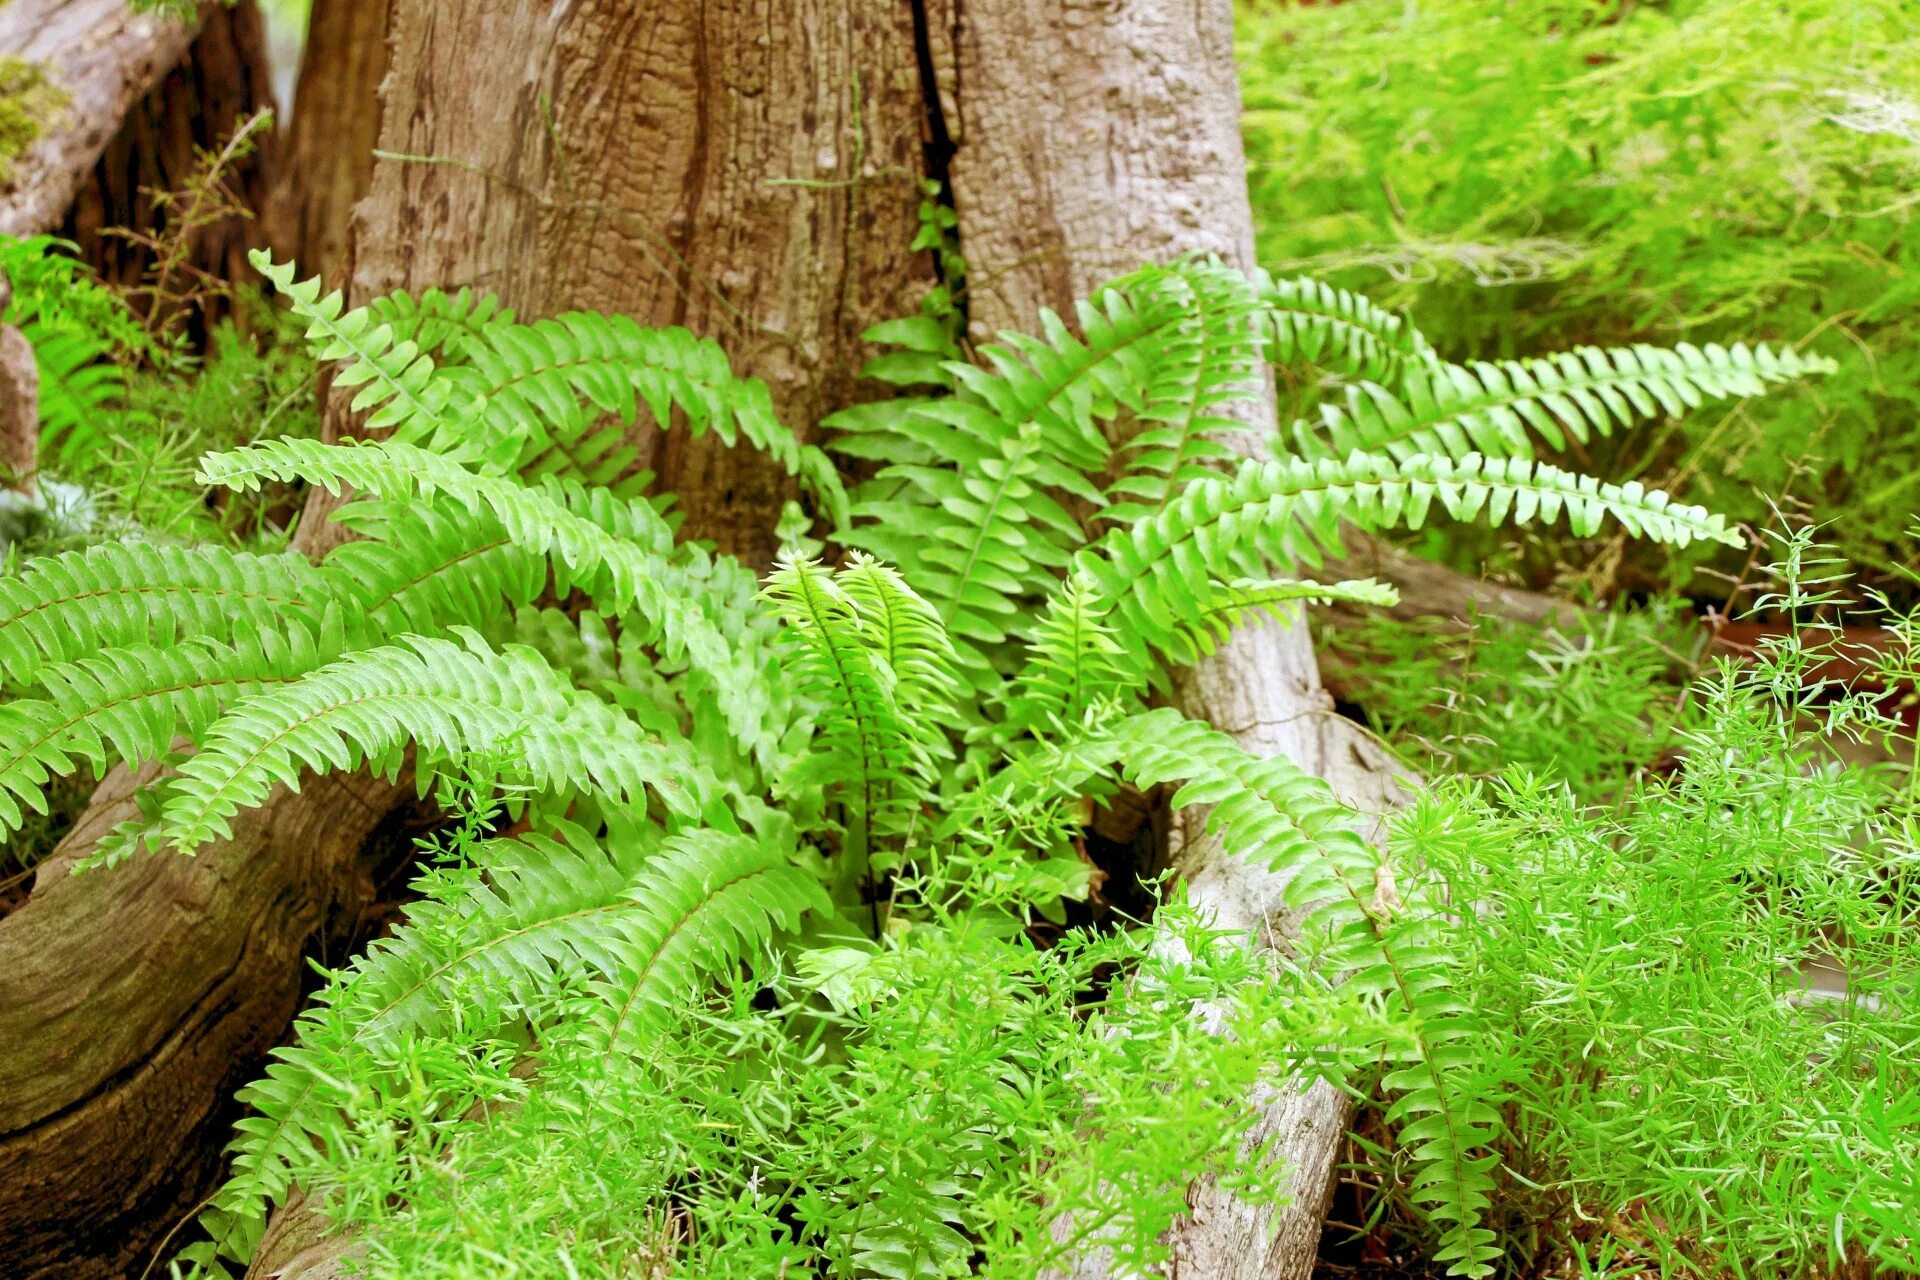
[1240,0,1920,583]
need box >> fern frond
[1162,576,1401,667]
[1104,262,1268,523]
[199,437,680,615]
[321,499,549,638]
[1101,708,1499,1276]
[591,828,828,1054]
[250,252,471,449]
[154,629,712,852]
[450,311,841,508]
[22,324,127,464]
[211,823,647,1240]
[837,552,962,728]
[0,543,329,689]
[359,286,514,364]
[0,623,343,837]
[839,273,1201,667]
[762,553,931,846]
[1287,342,1834,465]
[1077,451,1737,673]
[1260,273,1435,385]
[1000,574,1133,735]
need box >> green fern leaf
[0,543,329,689]
[1287,342,1834,465]
[1260,272,1435,385]
[591,828,828,1053]
[155,629,713,852]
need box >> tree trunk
[264,0,388,280]
[0,764,428,1280]
[934,2,1402,1274]
[3,2,1401,1274]
[60,0,278,340]
[344,0,934,560]
[0,268,36,491]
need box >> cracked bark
[0,0,202,238]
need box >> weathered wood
[0,762,421,1280]
[0,0,201,238]
[346,0,933,562]
[0,267,36,491]
[264,0,387,279]
[939,2,1402,1274]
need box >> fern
[0,625,342,836]
[763,553,937,913]
[1078,450,1737,675]
[1285,342,1835,465]
[1259,271,1436,385]
[50,256,1831,1280]
[154,629,716,852]
[591,828,828,1053]
[0,543,329,688]
[1100,708,1501,1276]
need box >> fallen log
[0,0,202,239]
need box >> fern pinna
[0,252,1827,1278]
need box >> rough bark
[0,268,36,491]
[346,0,933,560]
[264,0,388,279]
[936,2,1401,1274]
[0,0,201,238]
[0,763,423,1280]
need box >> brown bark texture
[60,0,278,340]
[264,0,389,280]
[0,0,201,238]
[0,764,424,1280]
[0,267,36,490]
[346,0,933,561]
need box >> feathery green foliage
[1240,0,1920,580]
[0,251,1841,1278]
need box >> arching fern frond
[0,543,329,689]
[590,828,828,1054]
[0,622,344,838]
[1104,262,1267,523]
[322,499,549,639]
[1260,272,1435,386]
[199,437,679,616]
[358,286,514,365]
[1286,342,1834,465]
[154,629,714,853]
[251,252,470,450]
[1076,450,1738,674]
[1101,708,1500,1277]
[1162,577,1401,668]
[450,310,842,511]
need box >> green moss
[0,57,67,183]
